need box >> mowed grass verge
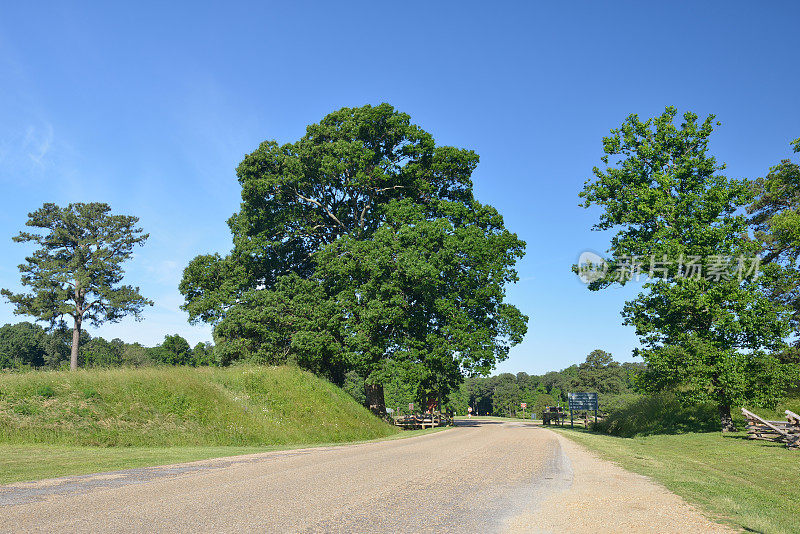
[553,427,799,534]
[0,365,402,483]
[0,427,447,485]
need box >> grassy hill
[0,365,397,447]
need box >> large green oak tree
[181,104,527,412]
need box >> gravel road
[0,420,731,533]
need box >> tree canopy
[748,138,800,359]
[182,104,528,412]
[444,350,642,417]
[180,103,477,324]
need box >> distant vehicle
[542,406,566,425]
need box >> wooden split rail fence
[741,408,800,450]
[393,413,453,430]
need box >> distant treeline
[0,321,213,370]
[449,351,644,417]
[364,349,644,416]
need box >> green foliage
[0,322,218,370]
[579,107,797,428]
[0,322,47,368]
[749,139,800,265]
[0,365,395,447]
[80,337,123,368]
[748,141,800,363]
[120,342,152,367]
[451,350,642,416]
[213,273,348,382]
[342,370,366,406]
[575,349,625,394]
[185,104,527,408]
[530,393,555,419]
[312,199,527,394]
[0,322,93,369]
[580,107,751,280]
[181,103,469,324]
[152,334,193,365]
[491,373,521,416]
[191,342,215,366]
[1,203,152,370]
[592,392,720,437]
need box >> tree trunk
[365,382,385,416]
[70,316,81,371]
[718,404,735,432]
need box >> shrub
[592,392,720,437]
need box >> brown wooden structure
[393,413,453,430]
[742,408,800,450]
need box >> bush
[592,392,720,437]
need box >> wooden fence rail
[741,408,800,450]
[393,413,453,430]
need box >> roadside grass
[0,364,430,483]
[553,427,799,534]
[0,365,396,447]
[0,426,449,485]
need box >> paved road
[0,421,729,533]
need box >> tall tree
[81,336,123,367]
[2,203,152,370]
[157,334,193,365]
[748,138,800,360]
[183,104,527,413]
[579,108,794,431]
[576,349,624,394]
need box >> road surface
[0,420,730,533]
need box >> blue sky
[1,2,798,374]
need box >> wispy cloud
[0,120,61,183]
[24,122,53,167]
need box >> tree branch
[294,189,346,229]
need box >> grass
[0,365,396,447]
[592,392,800,438]
[0,364,417,483]
[0,426,449,485]
[554,427,800,533]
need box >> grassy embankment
[0,365,406,484]
[554,395,800,534]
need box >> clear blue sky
[1,2,798,374]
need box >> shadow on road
[453,420,506,427]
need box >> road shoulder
[506,429,735,533]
